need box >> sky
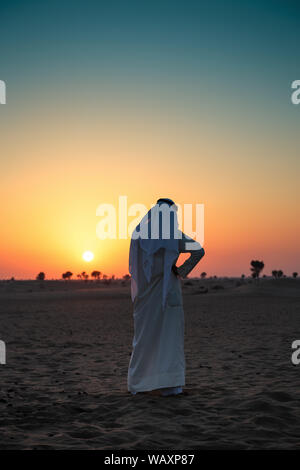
[0,0,299,279]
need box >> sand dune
[0,278,300,449]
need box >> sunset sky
[0,0,299,279]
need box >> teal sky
[1,1,299,167]
[1,1,299,107]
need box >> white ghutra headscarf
[129,199,180,309]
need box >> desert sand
[0,277,300,449]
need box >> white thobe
[128,232,204,393]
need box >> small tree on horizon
[272,270,278,279]
[277,270,284,279]
[293,272,298,279]
[91,270,101,281]
[62,271,73,280]
[36,272,45,281]
[250,260,264,279]
[200,272,207,279]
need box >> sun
[82,251,94,262]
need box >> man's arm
[176,232,205,279]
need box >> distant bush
[91,270,101,280]
[250,260,264,279]
[62,271,73,280]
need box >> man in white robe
[128,198,205,396]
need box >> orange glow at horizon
[0,98,299,280]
